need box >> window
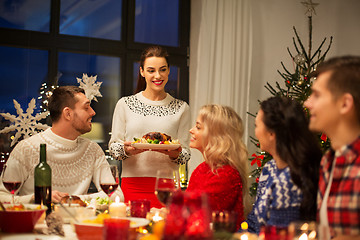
[0,0,51,32]
[134,0,179,46]
[59,0,122,40]
[0,0,190,152]
[0,46,48,115]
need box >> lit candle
[109,196,126,217]
[152,211,164,222]
[299,233,308,240]
[240,233,249,240]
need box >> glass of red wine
[99,165,119,201]
[155,169,180,207]
[1,164,24,205]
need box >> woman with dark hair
[246,96,322,234]
[109,46,191,208]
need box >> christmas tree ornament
[294,53,306,65]
[320,133,327,142]
[250,153,264,168]
[77,73,103,102]
[0,99,49,147]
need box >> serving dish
[131,143,180,150]
[74,217,150,240]
[0,204,47,233]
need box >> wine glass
[99,165,119,201]
[1,164,23,205]
[155,169,180,207]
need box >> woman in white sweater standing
[109,46,191,208]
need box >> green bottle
[34,143,52,215]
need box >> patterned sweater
[0,128,124,203]
[246,159,302,234]
[109,92,191,178]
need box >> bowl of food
[54,204,95,224]
[56,195,93,223]
[94,196,111,212]
[73,213,110,240]
[0,203,47,233]
[73,213,150,240]
[74,222,103,240]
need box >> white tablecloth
[0,223,77,240]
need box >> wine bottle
[34,143,52,215]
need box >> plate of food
[132,132,180,150]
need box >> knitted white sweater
[109,92,191,177]
[0,128,124,203]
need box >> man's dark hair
[312,56,360,122]
[48,86,85,122]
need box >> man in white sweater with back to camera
[0,86,124,204]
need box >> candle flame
[153,212,163,222]
[115,195,120,203]
[299,233,308,240]
[240,233,248,240]
[300,223,309,231]
[308,230,317,239]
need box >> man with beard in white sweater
[0,86,124,203]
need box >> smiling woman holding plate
[108,46,191,208]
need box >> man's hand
[52,190,69,203]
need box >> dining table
[0,221,262,240]
[0,209,153,240]
[0,222,78,240]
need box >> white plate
[127,217,150,228]
[132,143,180,150]
[77,217,150,228]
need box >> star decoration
[77,73,103,102]
[301,0,319,16]
[0,98,50,147]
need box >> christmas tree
[248,0,333,197]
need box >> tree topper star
[0,98,49,147]
[77,73,103,102]
[301,0,319,16]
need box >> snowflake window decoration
[77,73,102,102]
[0,98,49,147]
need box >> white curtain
[188,0,253,176]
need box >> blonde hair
[198,104,251,216]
